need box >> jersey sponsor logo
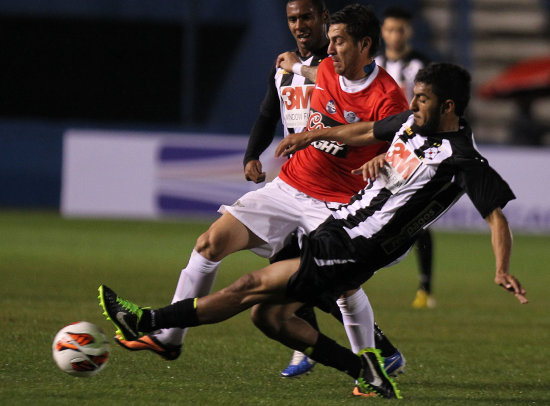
[307,111,326,129]
[381,200,445,254]
[381,140,422,193]
[281,85,314,129]
[311,140,346,156]
[307,112,347,157]
[281,85,314,110]
[344,110,359,123]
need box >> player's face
[327,23,370,80]
[410,82,442,135]
[286,0,327,57]
[381,17,412,53]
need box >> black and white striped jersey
[375,50,430,101]
[273,50,326,136]
[330,111,515,260]
[244,47,327,167]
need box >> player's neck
[438,116,460,133]
[298,40,328,59]
[385,45,411,62]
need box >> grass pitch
[1,210,549,405]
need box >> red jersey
[279,58,409,203]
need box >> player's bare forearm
[310,121,376,145]
[300,65,317,82]
[275,122,376,157]
[485,208,528,304]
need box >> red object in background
[478,55,550,99]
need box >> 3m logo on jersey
[386,140,422,181]
[281,85,314,129]
[281,85,314,110]
[381,140,422,193]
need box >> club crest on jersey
[326,100,336,114]
[424,147,440,160]
[344,110,360,123]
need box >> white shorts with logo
[218,177,338,258]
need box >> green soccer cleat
[356,348,402,399]
[98,285,146,341]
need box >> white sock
[336,289,375,353]
[154,250,220,345]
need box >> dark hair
[287,0,327,14]
[382,6,413,22]
[329,3,381,57]
[415,63,471,116]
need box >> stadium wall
[60,130,550,234]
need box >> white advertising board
[61,129,550,233]
[61,129,285,219]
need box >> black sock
[295,305,319,331]
[306,333,362,379]
[415,229,433,293]
[329,302,343,323]
[138,298,201,331]
[136,309,153,332]
[374,322,397,358]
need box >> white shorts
[218,177,337,258]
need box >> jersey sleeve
[376,88,409,119]
[372,111,412,142]
[454,157,516,218]
[243,63,280,166]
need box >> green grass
[1,210,549,405]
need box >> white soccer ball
[52,321,110,377]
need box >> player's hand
[276,51,300,73]
[351,153,386,181]
[244,160,266,183]
[275,133,311,157]
[495,273,528,304]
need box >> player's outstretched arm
[275,121,377,157]
[485,208,528,304]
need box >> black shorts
[285,219,387,312]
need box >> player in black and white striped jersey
[243,1,328,183]
[101,63,527,400]
[375,7,431,102]
[375,6,435,309]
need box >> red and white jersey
[279,58,408,203]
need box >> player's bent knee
[195,229,227,261]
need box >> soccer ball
[52,321,110,377]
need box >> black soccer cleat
[356,348,402,399]
[98,285,146,341]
